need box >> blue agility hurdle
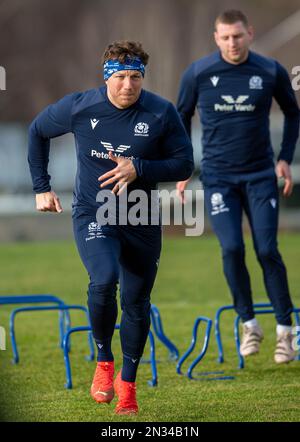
[234,307,300,369]
[63,325,157,389]
[0,294,71,350]
[150,304,179,361]
[2,296,175,389]
[176,316,212,378]
[10,304,94,364]
[176,316,234,381]
[176,316,235,381]
[215,303,278,363]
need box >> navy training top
[177,50,299,174]
[28,86,194,216]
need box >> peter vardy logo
[214,95,255,112]
[100,141,131,154]
[222,95,249,104]
[210,76,219,87]
[134,122,149,136]
[90,118,100,130]
[91,141,135,161]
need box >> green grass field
[0,232,300,422]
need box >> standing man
[28,40,193,415]
[176,10,299,363]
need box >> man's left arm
[273,62,300,196]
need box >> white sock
[276,324,292,335]
[244,318,258,328]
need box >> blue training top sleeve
[273,62,300,164]
[132,103,194,184]
[28,93,76,193]
[176,64,198,138]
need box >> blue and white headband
[103,57,145,80]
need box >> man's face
[214,21,253,64]
[106,70,143,109]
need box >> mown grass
[0,232,299,422]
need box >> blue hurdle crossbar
[0,294,71,350]
[9,304,94,364]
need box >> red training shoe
[114,371,138,415]
[90,361,114,404]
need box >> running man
[28,40,194,414]
[176,10,299,363]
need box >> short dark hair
[102,40,149,65]
[215,10,249,29]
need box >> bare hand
[98,151,137,195]
[176,179,190,204]
[276,160,293,197]
[35,191,63,213]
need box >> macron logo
[91,118,100,130]
[210,76,219,87]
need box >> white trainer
[240,324,264,357]
[274,331,296,364]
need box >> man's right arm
[28,93,76,210]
